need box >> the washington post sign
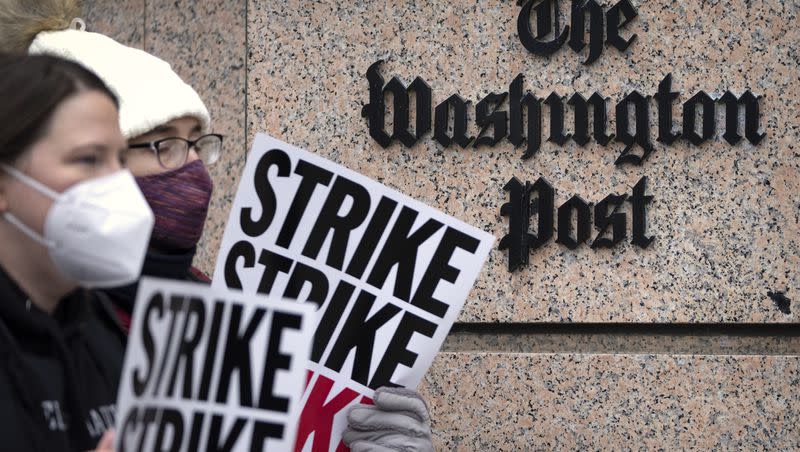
[212,133,494,451]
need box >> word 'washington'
[362,61,766,165]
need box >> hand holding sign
[213,134,494,451]
[343,388,433,452]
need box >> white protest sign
[212,133,495,451]
[115,277,316,452]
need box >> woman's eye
[74,155,99,165]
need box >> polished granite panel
[420,352,800,450]
[144,0,247,275]
[246,0,799,322]
[81,0,143,48]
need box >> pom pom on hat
[28,24,210,139]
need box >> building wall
[82,0,799,448]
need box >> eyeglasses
[127,133,223,169]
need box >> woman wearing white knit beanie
[1,0,221,333]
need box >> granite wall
[83,0,799,449]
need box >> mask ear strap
[1,212,55,248]
[0,165,57,248]
[0,164,59,200]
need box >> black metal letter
[615,90,653,165]
[517,0,569,56]
[434,94,474,148]
[629,176,654,248]
[683,91,716,146]
[556,195,591,249]
[718,90,766,145]
[655,74,682,145]
[474,92,509,147]
[508,74,543,159]
[568,0,605,65]
[606,0,638,51]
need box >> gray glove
[343,387,434,452]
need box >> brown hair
[0,0,80,54]
[0,53,119,164]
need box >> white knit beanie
[28,23,210,140]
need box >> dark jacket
[0,267,125,452]
[100,247,210,334]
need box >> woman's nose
[102,153,124,176]
[186,147,201,163]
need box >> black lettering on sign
[216,305,264,406]
[568,0,605,65]
[556,195,592,250]
[198,301,225,401]
[311,280,356,363]
[615,90,653,165]
[241,149,290,237]
[544,93,570,145]
[368,311,437,389]
[187,412,204,452]
[117,405,140,452]
[152,295,186,397]
[276,159,333,249]
[249,420,285,452]
[257,248,294,295]
[207,415,246,452]
[516,0,637,63]
[324,289,401,387]
[411,227,481,318]
[259,312,302,412]
[683,91,716,146]
[302,175,371,270]
[366,206,444,302]
[133,292,163,397]
[166,297,206,399]
[345,195,398,279]
[224,240,256,290]
[719,90,766,145]
[118,407,287,452]
[655,74,681,145]
[500,177,655,270]
[283,262,329,309]
[364,65,766,161]
[153,408,183,452]
[517,0,568,57]
[499,177,554,271]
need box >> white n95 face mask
[1,165,155,288]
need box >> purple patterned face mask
[135,159,214,251]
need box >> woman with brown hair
[0,53,154,451]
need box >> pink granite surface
[246,0,799,323]
[81,0,143,48]
[421,352,800,450]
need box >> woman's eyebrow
[69,143,107,153]
[143,125,179,136]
